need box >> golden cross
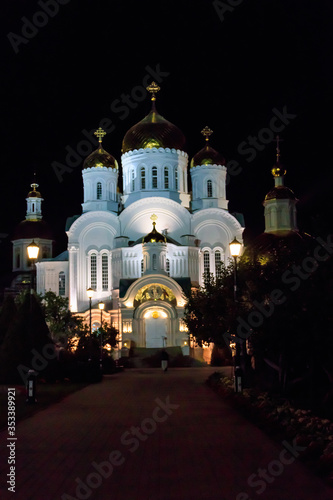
[274,135,284,162]
[146,82,161,101]
[150,214,158,222]
[201,126,213,141]
[94,127,106,144]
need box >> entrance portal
[145,315,168,348]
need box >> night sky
[1,0,333,263]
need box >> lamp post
[229,237,243,392]
[98,302,105,370]
[86,288,94,335]
[27,240,39,293]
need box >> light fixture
[86,287,94,299]
[27,240,39,260]
[229,238,242,257]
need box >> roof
[122,103,186,153]
[11,220,53,241]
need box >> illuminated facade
[36,83,244,355]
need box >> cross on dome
[146,82,160,101]
[94,127,106,144]
[274,135,284,163]
[201,126,213,142]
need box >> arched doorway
[143,307,169,348]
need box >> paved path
[0,368,332,500]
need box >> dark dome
[27,189,42,198]
[142,223,166,243]
[265,186,296,201]
[11,220,53,240]
[190,143,225,168]
[122,104,186,153]
[83,146,118,170]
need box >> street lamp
[98,302,105,370]
[27,240,39,293]
[229,237,243,392]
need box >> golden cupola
[83,128,118,170]
[190,126,225,168]
[122,82,186,153]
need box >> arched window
[90,254,97,290]
[16,250,20,269]
[215,250,222,278]
[164,167,169,189]
[97,182,102,200]
[102,254,108,291]
[207,180,213,198]
[175,168,178,190]
[131,170,135,191]
[166,258,170,276]
[152,166,158,188]
[141,167,146,190]
[203,250,210,275]
[59,271,65,296]
[152,254,157,270]
[32,203,35,212]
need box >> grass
[0,381,88,431]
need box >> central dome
[122,103,186,154]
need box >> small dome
[271,164,286,177]
[11,220,53,240]
[265,186,296,201]
[190,143,225,168]
[83,146,118,170]
[27,183,42,198]
[142,222,166,244]
[122,104,186,153]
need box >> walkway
[0,368,332,500]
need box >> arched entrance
[143,308,169,348]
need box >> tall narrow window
[203,251,210,275]
[131,170,135,191]
[152,166,158,188]
[90,254,97,290]
[97,182,102,200]
[215,251,221,278]
[152,254,157,270]
[207,180,213,198]
[141,259,144,276]
[141,167,146,189]
[164,167,169,189]
[175,168,178,190]
[102,254,108,291]
[59,271,65,296]
[166,258,170,276]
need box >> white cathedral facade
[34,83,244,356]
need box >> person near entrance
[161,349,169,371]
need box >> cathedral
[14,82,246,358]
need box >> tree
[0,292,57,384]
[40,291,86,345]
[0,295,17,346]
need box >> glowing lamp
[27,240,39,260]
[229,238,242,257]
[86,288,94,299]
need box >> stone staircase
[128,346,186,368]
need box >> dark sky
[1,0,333,257]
